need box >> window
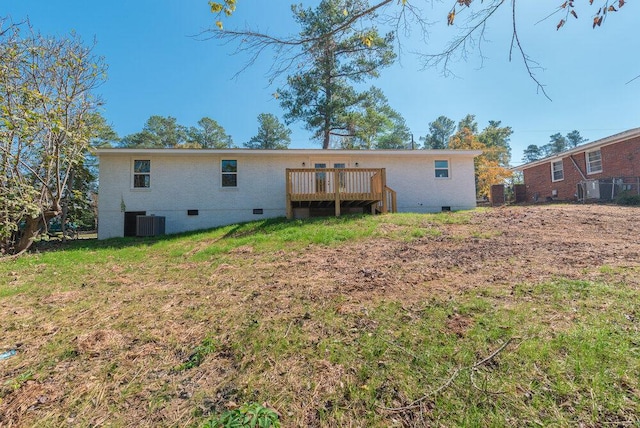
[314,163,327,192]
[435,160,449,178]
[334,163,346,190]
[551,160,564,182]
[312,161,346,192]
[133,160,150,188]
[221,160,237,187]
[586,150,602,174]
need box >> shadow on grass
[32,214,373,253]
[219,213,371,239]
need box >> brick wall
[522,135,640,202]
[490,184,505,205]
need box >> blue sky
[4,1,639,165]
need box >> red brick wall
[522,136,640,202]
[490,184,505,205]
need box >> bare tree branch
[196,1,406,83]
[378,337,518,413]
[626,74,640,85]
[415,0,504,75]
[509,0,552,101]
[201,1,631,96]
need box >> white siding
[97,150,479,239]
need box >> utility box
[136,215,165,237]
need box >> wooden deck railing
[286,168,392,218]
[383,185,397,214]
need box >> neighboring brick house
[514,127,640,202]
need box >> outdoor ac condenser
[136,215,165,237]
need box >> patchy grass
[1,206,639,427]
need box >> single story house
[513,127,640,202]
[96,148,481,239]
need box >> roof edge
[96,148,483,157]
[513,127,640,171]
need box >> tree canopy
[187,117,234,149]
[244,113,291,149]
[522,144,543,164]
[1,21,108,255]
[120,116,233,149]
[448,115,513,198]
[336,87,411,150]
[421,116,455,150]
[121,116,187,148]
[520,130,588,163]
[277,0,396,149]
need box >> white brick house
[96,149,481,239]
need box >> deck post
[381,168,388,214]
[285,169,293,219]
[334,169,341,217]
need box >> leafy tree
[187,117,234,148]
[121,115,187,148]
[421,116,455,149]
[336,87,409,150]
[478,120,512,166]
[276,0,396,149]
[449,118,512,198]
[522,129,588,164]
[542,132,568,157]
[244,113,291,149]
[120,130,156,148]
[457,114,479,134]
[566,129,588,148]
[522,144,543,163]
[375,114,411,149]
[121,116,233,149]
[0,22,107,255]
[339,88,389,149]
[60,113,118,236]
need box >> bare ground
[1,204,639,426]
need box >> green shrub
[203,403,281,428]
[175,336,217,371]
[615,192,640,206]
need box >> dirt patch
[445,313,474,337]
[76,329,128,357]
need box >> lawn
[1,204,639,427]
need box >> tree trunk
[14,207,59,255]
[323,127,331,149]
[61,169,73,243]
[323,64,332,149]
[14,217,43,255]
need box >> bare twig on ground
[378,337,518,412]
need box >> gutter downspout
[568,155,588,202]
[568,155,587,180]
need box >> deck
[285,168,396,219]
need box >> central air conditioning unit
[136,215,165,237]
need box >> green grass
[176,336,218,371]
[1,209,638,427]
